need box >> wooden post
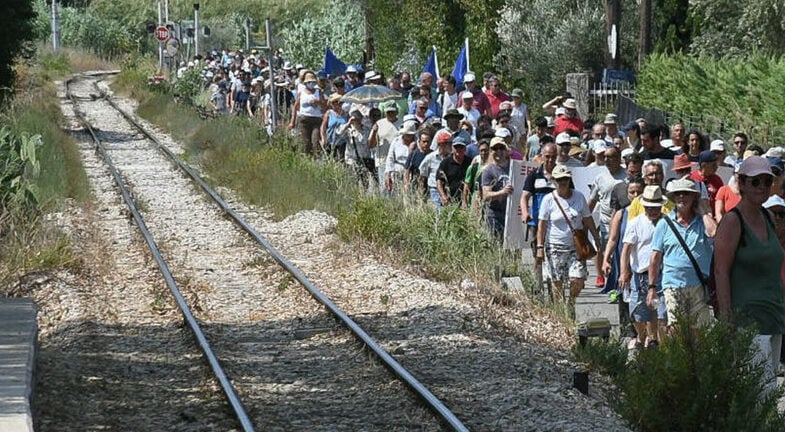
[638,0,652,69]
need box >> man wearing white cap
[554,132,584,168]
[588,139,608,167]
[457,91,480,130]
[384,122,417,194]
[344,65,361,91]
[458,73,492,117]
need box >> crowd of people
[177,49,785,395]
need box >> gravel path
[29,73,631,431]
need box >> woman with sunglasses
[536,164,601,307]
[714,156,785,399]
[320,93,348,161]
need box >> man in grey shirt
[588,146,626,289]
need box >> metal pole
[245,18,251,52]
[266,18,277,135]
[51,0,60,52]
[164,0,169,23]
[158,2,164,70]
[194,3,200,58]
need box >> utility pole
[51,0,60,52]
[194,3,200,57]
[266,18,277,136]
[245,18,251,51]
[638,0,652,69]
[158,1,164,70]
[604,0,621,70]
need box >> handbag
[552,192,597,260]
[662,215,712,305]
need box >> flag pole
[433,46,440,80]
[464,38,470,72]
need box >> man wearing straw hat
[647,177,717,330]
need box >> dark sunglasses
[746,176,774,188]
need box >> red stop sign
[155,26,169,42]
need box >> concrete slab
[0,298,38,432]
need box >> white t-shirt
[539,190,591,247]
[385,137,410,174]
[622,213,659,273]
[419,152,444,188]
[457,106,480,129]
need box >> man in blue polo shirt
[647,178,718,330]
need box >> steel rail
[65,76,256,432]
[98,84,470,432]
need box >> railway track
[64,72,466,431]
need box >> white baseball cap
[710,139,725,152]
[555,132,572,145]
[494,127,511,138]
[592,139,609,154]
[464,73,476,82]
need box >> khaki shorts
[663,285,712,327]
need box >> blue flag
[323,46,347,77]
[452,44,469,88]
[422,47,439,86]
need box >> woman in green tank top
[714,156,785,398]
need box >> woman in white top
[288,70,325,157]
[384,121,416,194]
[536,164,601,304]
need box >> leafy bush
[636,52,785,144]
[577,317,785,431]
[0,128,41,211]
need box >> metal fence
[614,94,785,146]
[589,81,635,118]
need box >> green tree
[651,0,692,54]
[690,0,785,57]
[496,0,605,107]
[0,0,36,101]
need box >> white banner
[500,158,713,251]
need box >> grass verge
[0,46,100,289]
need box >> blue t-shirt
[651,211,713,289]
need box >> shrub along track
[42,71,629,431]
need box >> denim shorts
[629,272,666,322]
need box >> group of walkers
[179,49,785,396]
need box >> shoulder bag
[552,191,596,260]
[662,215,712,305]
